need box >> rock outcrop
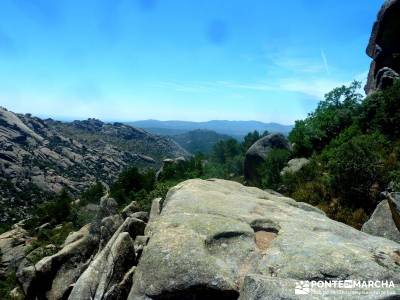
[280,158,309,177]
[0,106,187,224]
[128,179,400,299]
[67,216,145,300]
[365,0,400,94]
[362,200,400,243]
[17,224,98,300]
[244,133,291,186]
[69,228,135,300]
[0,225,33,278]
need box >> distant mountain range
[126,120,293,138]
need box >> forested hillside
[171,129,232,154]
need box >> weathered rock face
[128,179,400,299]
[362,200,400,243]
[0,106,187,224]
[244,133,291,186]
[280,158,309,177]
[68,217,145,300]
[365,0,400,94]
[0,225,33,277]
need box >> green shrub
[281,159,321,192]
[260,149,290,189]
[24,222,74,264]
[320,203,368,230]
[159,155,204,182]
[25,189,73,230]
[289,81,363,157]
[133,182,173,212]
[211,139,241,165]
[360,80,400,139]
[291,181,330,206]
[0,272,19,300]
[71,208,98,229]
[323,132,388,210]
[80,182,105,205]
[0,224,11,235]
[110,167,155,207]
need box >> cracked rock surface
[128,179,400,299]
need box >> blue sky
[0,0,383,124]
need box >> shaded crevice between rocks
[307,271,350,282]
[204,231,254,255]
[149,285,239,300]
[22,236,99,300]
[208,231,251,241]
[250,220,280,235]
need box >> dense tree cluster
[285,80,400,227]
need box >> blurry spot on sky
[138,0,157,12]
[206,20,229,45]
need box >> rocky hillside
[0,107,187,224]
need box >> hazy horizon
[5,108,294,126]
[0,0,383,124]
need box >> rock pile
[13,196,148,300]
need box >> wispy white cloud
[152,77,344,100]
[273,58,325,74]
[240,49,329,74]
[279,78,342,98]
[152,46,368,101]
[320,49,330,75]
[264,49,327,74]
